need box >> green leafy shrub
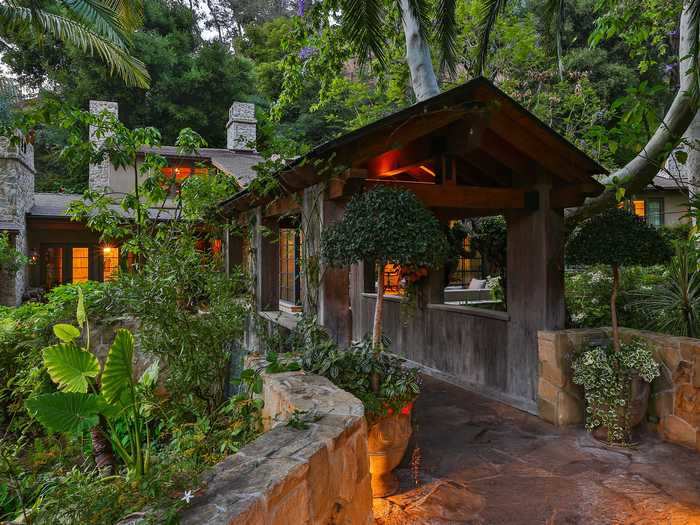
[269,316,420,424]
[565,265,665,330]
[567,208,672,351]
[470,216,507,280]
[0,232,27,273]
[572,339,660,443]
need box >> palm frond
[107,0,143,33]
[543,0,565,81]
[0,4,150,88]
[59,0,131,46]
[475,0,508,75]
[340,0,386,66]
[435,0,458,75]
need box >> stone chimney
[88,100,118,191]
[226,102,256,152]
[0,134,35,305]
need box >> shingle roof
[139,146,261,186]
[0,221,21,231]
[29,193,176,220]
[655,152,691,190]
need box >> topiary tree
[566,207,672,352]
[322,187,449,388]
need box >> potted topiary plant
[321,186,449,496]
[566,207,671,443]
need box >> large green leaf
[53,323,81,342]
[43,343,100,393]
[26,392,101,434]
[101,329,135,406]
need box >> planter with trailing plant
[566,207,671,444]
[321,186,449,496]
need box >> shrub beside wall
[538,328,700,451]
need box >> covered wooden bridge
[222,77,606,412]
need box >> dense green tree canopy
[321,187,449,269]
[566,208,673,268]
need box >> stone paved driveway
[374,375,700,525]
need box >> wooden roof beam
[363,179,539,210]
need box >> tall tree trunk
[568,0,698,221]
[371,263,385,393]
[611,264,621,353]
[398,0,440,101]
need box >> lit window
[383,263,403,295]
[72,247,89,283]
[279,229,301,305]
[102,246,119,281]
[632,200,645,217]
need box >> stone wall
[0,135,35,306]
[179,355,374,525]
[538,327,700,452]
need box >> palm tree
[0,0,150,88]
[332,0,458,101]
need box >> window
[279,228,301,306]
[646,198,664,227]
[620,198,665,227]
[382,263,403,295]
[71,247,89,283]
[449,236,483,287]
[102,246,119,281]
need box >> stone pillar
[321,198,352,346]
[226,102,257,152]
[0,135,35,306]
[254,208,279,311]
[506,170,565,406]
[89,100,118,192]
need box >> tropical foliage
[0,232,27,273]
[0,0,149,87]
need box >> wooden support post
[320,198,352,346]
[254,207,279,311]
[506,170,565,406]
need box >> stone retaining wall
[538,327,700,452]
[180,356,374,525]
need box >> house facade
[0,100,260,306]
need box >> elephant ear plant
[25,288,158,478]
[566,208,671,443]
[321,186,449,392]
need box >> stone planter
[592,374,651,442]
[367,404,413,498]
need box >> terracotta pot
[592,374,651,442]
[367,407,413,498]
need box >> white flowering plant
[572,338,660,443]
